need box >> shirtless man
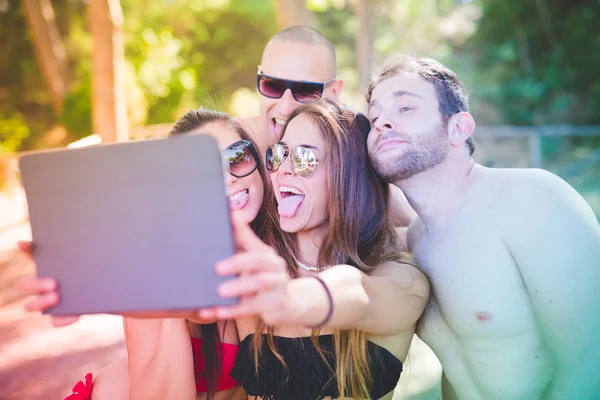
[366,54,600,400]
[241,25,416,227]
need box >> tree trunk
[274,0,315,29]
[87,0,128,143]
[350,0,374,95]
[20,0,68,116]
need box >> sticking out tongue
[278,195,305,218]
[229,190,249,211]
[273,120,284,141]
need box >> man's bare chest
[413,227,537,338]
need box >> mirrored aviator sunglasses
[265,144,319,178]
[222,139,259,178]
[257,73,336,103]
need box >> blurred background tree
[0,0,279,152]
[469,0,600,127]
[2,0,599,151]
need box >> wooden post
[350,0,374,95]
[20,0,68,116]
[87,0,128,143]
[274,0,315,29]
[528,133,543,168]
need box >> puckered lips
[377,138,407,153]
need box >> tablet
[19,134,237,315]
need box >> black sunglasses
[222,139,259,178]
[257,72,336,103]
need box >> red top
[191,337,239,392]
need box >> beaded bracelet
[308,275,334,329]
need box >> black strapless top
[230,334,403,400]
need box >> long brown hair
[169,108,269,399]
[254,99,413,398]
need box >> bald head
[258,26,342,144]
[263,25,337,77]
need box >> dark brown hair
[169,108,269,399]
[255,98,414,398]
[367,54,475,155]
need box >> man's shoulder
[490,167,576,204]
[494,167,597,235]
[512,167,564,186]
[490,167,561,188]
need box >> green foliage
[0,0,59,151]
[0,112,30,154]
[468,0,600,127]
[2,0,600,154]
[60,73,92,139]
[0,0,277,151]
[119,0,278,124]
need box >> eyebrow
[368,99,379,109]
[369,90,424,109]
[393,90,423,99]
[279,141,320,151]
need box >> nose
[223,171,237,187]
[223,167,237,188]
[278,89,298,117]
[373,111,396,133]
[277,153,295,177]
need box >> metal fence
[473,125,600,220]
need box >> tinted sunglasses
[222,139,259,178]
[265,143,319,178]
[257,72,336,103]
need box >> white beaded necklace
[294,257,321,272]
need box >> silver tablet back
[19,135,237,315]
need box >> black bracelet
[308,275,334,329]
